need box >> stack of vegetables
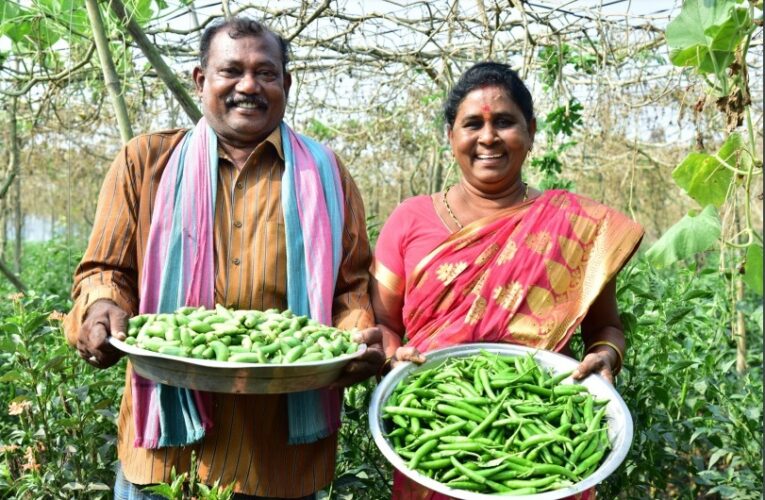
[382,350,611,495]
[124,305,359,364]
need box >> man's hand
[329,327,385,389]
[76,299,128,369]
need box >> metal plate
[368,343,633,499]
[110,337,367,394]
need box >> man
[63,17,383,499]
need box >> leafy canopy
[666,0,753,75]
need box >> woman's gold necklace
[442,183,528,230]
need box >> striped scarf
[132,118,345,448]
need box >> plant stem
[743,108,762,245]
[85,0,134,144]
[735,278,747,374]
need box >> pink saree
[399,189,642,353]
[374,190,643,499]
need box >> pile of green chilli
[125,305,359,363]
[382,350,611,495]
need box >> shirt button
[233,221,242,228]
[232,258,241,265]
[236,182,244,190]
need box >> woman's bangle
[586,340,624,375]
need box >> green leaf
[717,132,753,172]
[0,336,16,353]
[619,311,639,335]
[0,370,24,383]
[38,0,91,35]
[666,0,752,74]
[646,205,721,268]
[43,354,66,371]
[672,150,733,208]
[671,360,699,370]
[22,313,50,334]
[707,448,729,469]
[0,3,32,43]
[124,0,155,26]
[667,306,695,325]
[546,99,583,136]
[743,243,763,295]
[682,288,714,300]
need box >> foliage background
[0,0,762,499]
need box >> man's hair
[443,61,534,128]
[199,17,290,73]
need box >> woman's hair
[443,62,534,128]
[199,17,290,73]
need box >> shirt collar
[215,125,284,163]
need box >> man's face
[193,31,291,148]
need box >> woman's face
[448,85,535,195]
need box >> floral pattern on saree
[403,190,644,354]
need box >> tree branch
[107,0,202,123]
[0,257,27,293]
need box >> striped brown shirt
[63,126,374,496]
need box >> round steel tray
[110,337,367,394]
[369,343,633,499]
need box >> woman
[371,62,643,499]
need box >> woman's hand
[572,347,619,385]
[391,345,426,368]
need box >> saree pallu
[402,189,643,354]
[390,190,642,500]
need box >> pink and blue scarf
[132,118,345,448]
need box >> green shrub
[0,242,761,499]
[602,258,763,499]
[0,293,123,499]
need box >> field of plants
[0,241,761,499]
[0,0,763,498]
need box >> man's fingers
[329,342,387,389]
[76,321,102,362]
[329,360,377,389]
[77,318,123,369]
[108,307,129,339]
[85,323,108,366]
[361,351,385,371]
[87,321,109,350]
[77,346,90,362]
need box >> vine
[648,0,763,373]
